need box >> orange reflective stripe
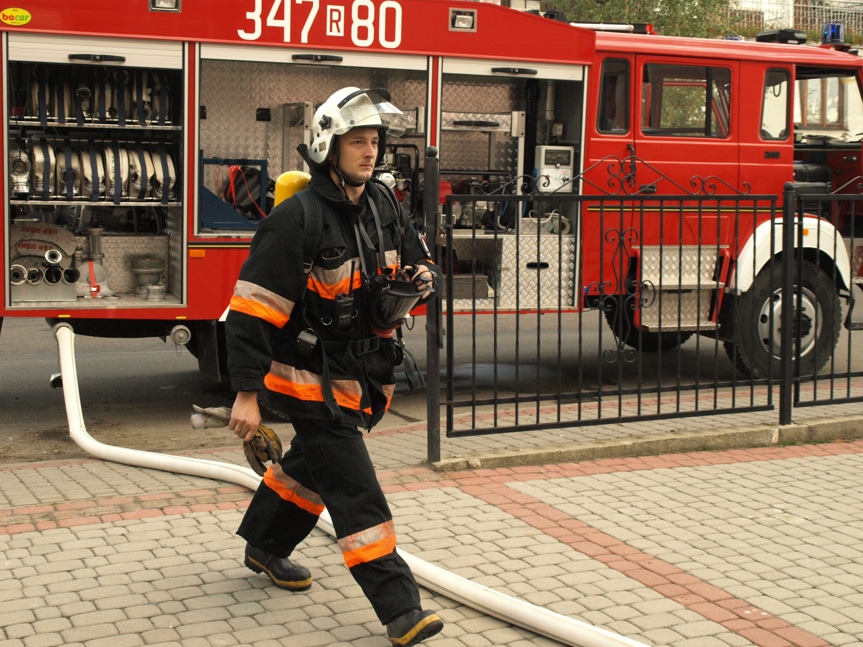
[307,259,361,300]
[266,363,321,388]
[331,378,366,410]
[339,520,397,568]
[262,463,325,516]
[383,249,399,268]
[229,295,289,328]
[382,383,396,411]
[308,272,355,300]
[265,372,324,402]
[265,364,373,414]
[229,280,295,327]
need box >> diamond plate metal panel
[439,130,518,177]
[165,207,183,300]
[439,77,520,176]
[639,246,720,329]
[447,233,576,310]
[99,234,170,295]
[499,235,576,309]
[199,60,427,191]
[639,290,713,330]
[10,281,76,303]
[641,245,719,286]
[442,76,519,114]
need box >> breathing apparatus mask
[366,271,422,332]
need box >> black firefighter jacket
[226,171,440,429]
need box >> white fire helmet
[308,87,408,165]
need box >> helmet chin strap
[328,145,366,200]
[333,162,366,189]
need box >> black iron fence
[787,190,863,413]
[420,153,863,461]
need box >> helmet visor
[332,88,409,138]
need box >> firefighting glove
[243,424,283,476]
[190,404,232,429]
[191,405,282,476]
[399,264,436,299]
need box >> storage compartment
[445,233,576,310]
[5,40,185,308]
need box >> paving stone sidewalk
[3,402,863,647]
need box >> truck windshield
[794,69,863,142]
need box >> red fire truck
[2,1,862,381]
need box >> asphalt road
[0,316,433,464]
[4,303,861,465]
[0,308,611,465]
[0,317,228,462]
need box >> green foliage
[545,0,744,39]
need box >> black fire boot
[386,609,444,646]
[244,544,312,591]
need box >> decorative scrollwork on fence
[542,152,752,197]
[584,226,645,364]
[689,174,752,196]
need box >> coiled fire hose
[53,323,648,647]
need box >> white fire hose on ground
[53,323,649,647]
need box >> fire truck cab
[580,27,863,377]
[1,1,862,382]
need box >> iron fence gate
[787,190,863,412]
[420,151,863,461]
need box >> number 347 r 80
[238,0,403,49]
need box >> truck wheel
[603,296,693,352]
[724,261,840,379]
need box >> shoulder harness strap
[295,189,323,275]
[294,188,342,422]
[369,177,404,234]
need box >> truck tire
[603,295,693,352]
[185,321,230,384]
[723,260,840,379]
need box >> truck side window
[761,69,790,140]
[642,64,731,138]
[598,59,629,134]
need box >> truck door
[578,55,636,310]
[634,56,739,246]
[738,62,793,199]
[584,54,738,349]
[582,55,636,194]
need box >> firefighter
[225,87,444,646]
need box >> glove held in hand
[243,424,283,476]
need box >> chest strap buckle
[355,336,381,356]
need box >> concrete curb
[432,415,863,471]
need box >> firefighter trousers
[237,415,422,625]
